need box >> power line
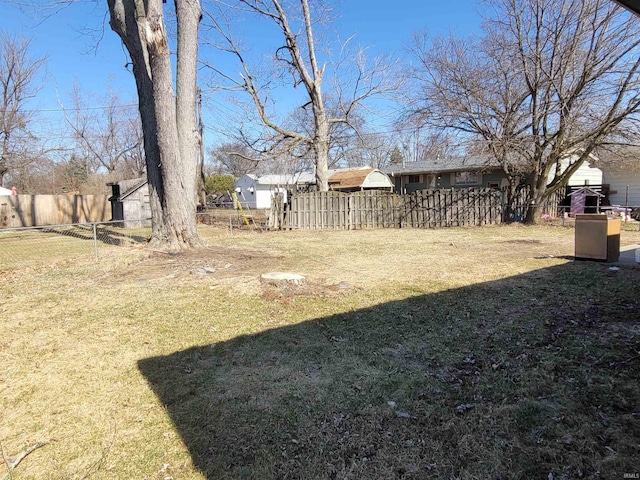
[3,103,139,114]
[13,94,427,139]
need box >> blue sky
[0,0,482,148]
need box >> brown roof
[328,168,376,189]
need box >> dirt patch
[105,244,356,299]
[101,224,637,293]
[108,246,283,283]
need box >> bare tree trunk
[197,89,207,208]
[1,133,10,185]
[107,0,201,250]
[170,0,201,241]
[107,0,165,238]
[524,174,548,224]
[314,111,330,191]
[503,177,519,222]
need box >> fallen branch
[0,441,49,480]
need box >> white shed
[235,172,315,209]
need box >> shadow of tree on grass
[40,224,148,246]
[138,262,640,479]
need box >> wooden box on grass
[574,214,621,262]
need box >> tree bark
[524,172,549,224]
[314,110,330,191]
[172,0,201,241]
[107,0,201,250]
[1,132,10,185]
[503,176,520,222]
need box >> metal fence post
[93,223,99,258]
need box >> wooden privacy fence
[510,187,565,221]
[0,194,111,228]
[271,188,505,230]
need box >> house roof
[328,168,376,189]
[382,157,500,176]
[568,187,604,197]
[251,172,316,185]
[241,167,395,189]
[108,177,148,201]
[327,167,394,190]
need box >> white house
[234,172,316,209]
[597,147,640,208]
[605,170,640,208]
[0,186,12,196]
[548,154,603,187]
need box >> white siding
[234,175,288,209]
[548,156,603,186]
[255,188,273,209]
[604,171,640,207]
[567,161,603,186]
[234,175,258,209]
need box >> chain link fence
[0,212,271,271]
[0,220,152,271]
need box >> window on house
[487,181,500,189]
[408,175,421,184]
[454,171,481,185]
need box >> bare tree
[408,0,640,223]
[203,0,397,191]
[7,152,58,193]
[0,33,46,186]
[107,0,202,250]
[395,125,462,165]
[117,114,146,177]
[334,131,396,169]
[207,142,261,178]
[63,83,143,180]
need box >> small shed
[569,186,604,216]
[107,177,151,227]
[235,172,316,209]
[328,168,394,193]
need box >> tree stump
[260,272,306,287]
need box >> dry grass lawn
[1,224,639,479]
